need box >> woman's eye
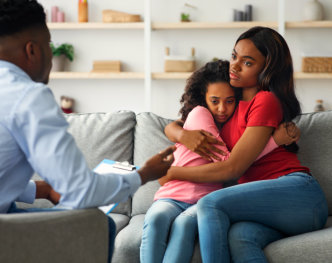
[227,100,235,104]
[231,53,236,60]
[211,100,218,104]
[244,61,252,66]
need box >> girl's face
[205,82,236,125]
[229,39,265,90]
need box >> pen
[106,203,119,215]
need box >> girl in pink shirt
[140,60,294,263]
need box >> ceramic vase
[52,55,67,72]
[303,0,324,21]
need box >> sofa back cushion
[132,112,174,216]
[65,111,136,215]
[295,111,332,215]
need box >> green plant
[50,43,74,61]
[181,13,191,22]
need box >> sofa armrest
[0,209,109,263]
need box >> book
[94,159,137,215]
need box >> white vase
[52,55,67,72]
[303,0,324,21]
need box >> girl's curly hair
[179,59,231,121]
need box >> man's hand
[181,130,226,161]
[273,122,300,146]
[35,181,61,204]
[137,146,176,185]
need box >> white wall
[39,0,332,119]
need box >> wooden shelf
[152,72,191,79]
[152,21,278,30]
[286,21,332,28]
[47,22,144,29]
[50,72,145,79]
[151,72,332,80]
[295,72,332,79]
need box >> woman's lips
[230,72,240,80]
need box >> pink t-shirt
[154,105,278,204]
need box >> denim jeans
[7,203,116,263]
[197,172,328,263]
[140,199,198,263]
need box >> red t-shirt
[220,91,310,184]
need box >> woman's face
[205,82,236,124]
[229,39,265,89]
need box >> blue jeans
[140,199,198,263]
[197,172,328,263]
[7,203,116,263]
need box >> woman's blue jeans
[197,172,328,263]
[140,199,198,263]
[7,203,116,263]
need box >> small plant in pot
[51,43,74,72]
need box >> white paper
[94,160,133,214]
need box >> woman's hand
[273,122,300,146]
[180,129,226,161]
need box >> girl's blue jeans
[7,203,116,263]
[197,172,328,263]
[140,198,198,263]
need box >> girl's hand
[273,122,300,146]
[180,129,226,161]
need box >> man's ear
[24,40,38,62]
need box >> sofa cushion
[108,213,130,234]
[295,111,332,214]
[264,221,332,263]
[112,214,145,263]
[132,112,174,216]
[66,111,136,216]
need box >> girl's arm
[164,126,273,183]
[164,120,225,160]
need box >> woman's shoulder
[253,91,281,109]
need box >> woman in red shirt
[163,27,328,263]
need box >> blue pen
[106,202,119,215]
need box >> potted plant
[51,43,74,72]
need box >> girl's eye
[231,53,236,60]
[227,99,235,104]
[211,100,218,104]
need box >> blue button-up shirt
[0,60,141,213]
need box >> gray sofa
[2,110,332,263]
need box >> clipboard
[94,159,137,215]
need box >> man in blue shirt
[0,0,175,260]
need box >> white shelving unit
[47,0,332,115]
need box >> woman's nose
[231,60,241,72]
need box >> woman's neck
[242,86,259,101]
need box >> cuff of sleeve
[121,171,142,196]
[16,180,36,203]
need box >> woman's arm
[163,126,273,183]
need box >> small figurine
[314,99,325,112]
[60,96,75,114]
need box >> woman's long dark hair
[179,60,232,121]
[236,27,301,151]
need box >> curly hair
[179,60,232,121]
[0,0,46,37]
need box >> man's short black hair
[0,0,46,37]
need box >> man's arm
[13,84,174,209]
